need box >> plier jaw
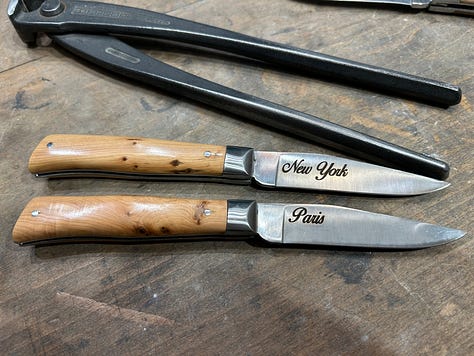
[8,0,38,44]
[8,0,69,45]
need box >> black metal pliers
[8,0,461,179]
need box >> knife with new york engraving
[12,196,465,248]
[29,135,449,196]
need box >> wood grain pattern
[13,196,228,244]
[29,134,227,176]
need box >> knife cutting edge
[12,196,465,248]
[29,135,449,196]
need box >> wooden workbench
[1,0,472,354]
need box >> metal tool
[29,134,449,196]
[321,0,474,16]
[12,195,465,248]
[8,0,459,180]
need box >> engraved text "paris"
[288,207,325,224]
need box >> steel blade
[253,151,449,195]
[256,203,465,248]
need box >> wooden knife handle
[13,196,228,244]
[29,134,227,176]
[460,0,474,4]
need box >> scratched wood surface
[1,0,473,354]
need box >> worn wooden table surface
[1,0,473,354]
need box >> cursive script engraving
[288,207,325,224]
[280,158,349,181]
[315,161,348,181]
[281,159,312,175]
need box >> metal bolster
[222,146,254,182]
[411,0,432,8]
[226,200,258,235]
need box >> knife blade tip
[423,226,466,248]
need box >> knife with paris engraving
[29,135,450,196]
[12,196,465,248]
[320,0,473,16]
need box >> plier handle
[8,0,459,179]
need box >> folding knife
[28,135,449,196]
[12,196,465,248]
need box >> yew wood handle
[13,196,228,244]
[29,135,227,176]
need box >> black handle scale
[53,33,450,179]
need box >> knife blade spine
[33,169,252,184]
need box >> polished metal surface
[252,151,449,195]
[226,200,258,235]
[255,203,286,244]
[222,146,254,182]
[7,0,16,15]
[251,151,280,187]
[256,203,465,248]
